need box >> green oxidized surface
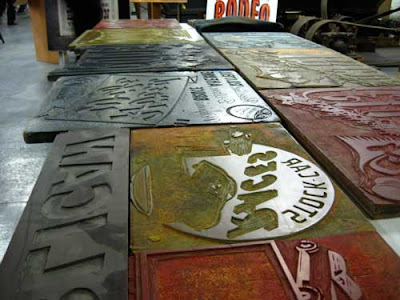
[70,28,202,50]
[130,123,374,252]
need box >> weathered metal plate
[70,25,203,51]
[94,19,181,29]
[0,129,130,299]
[130,232,400,300]
[25,72,279,144]
[219,48,400,90]
[47,42,234,81]
[130,123,372,251]
[203,32,323,49]
[262,87,400,218]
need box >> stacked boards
[1,20,399,299]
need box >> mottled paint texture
[130,124,373,251]
[129,232,400,300]
[262,87,400,218]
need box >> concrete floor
[0,9,399,265]
[0,12,54,262]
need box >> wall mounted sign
[130,232,400,299]
[262,87,400,218]
[25,72,279,143]
[47,42,234,81]
[94,19,181,29]
[130,123,372,251]
[0,129,130,299]
[219,48,400,90]
[203,32,322,49]
[206,0,278,22]
[69,25,203,51]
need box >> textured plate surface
[262,87,400,218]
[203,32,323,49]
[0,129,130,299]
[48,42,234,81]
[25,71,279,143]
[70,25,203,50]
[219,48,400,90]
[94,19,181,29]
[130,123,372,251]
[130,231,400,300]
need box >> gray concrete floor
[0,11,55,262]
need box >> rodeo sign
[206,0,278,22]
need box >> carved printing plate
[25,71,279,143]
[0,129,130,299]
[70,26,203,50]
[47,43,233,80]
[169,143,335,241]
[203,32,323,49]
[130,124,372,251]
[220,48,400,89]
[130,232,400,300]
[262,87,400,217]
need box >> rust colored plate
[130,123,373,252]
[218,48,400,90]
[129,231,400,300]
[262,87,400,218]
[94,19,181,29]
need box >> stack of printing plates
[203,31,400,218]
[48,23,233,81]
[1,20,399,299]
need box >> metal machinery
[278,0,400,66]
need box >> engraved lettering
[282,210,307,223]
[203,71,223,87]
[282,158,302,166]
[189,87,210,101]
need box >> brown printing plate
[129,123,373,252]
[218,48,400,90]
[129,231,400,300]
[262,87,400,218]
